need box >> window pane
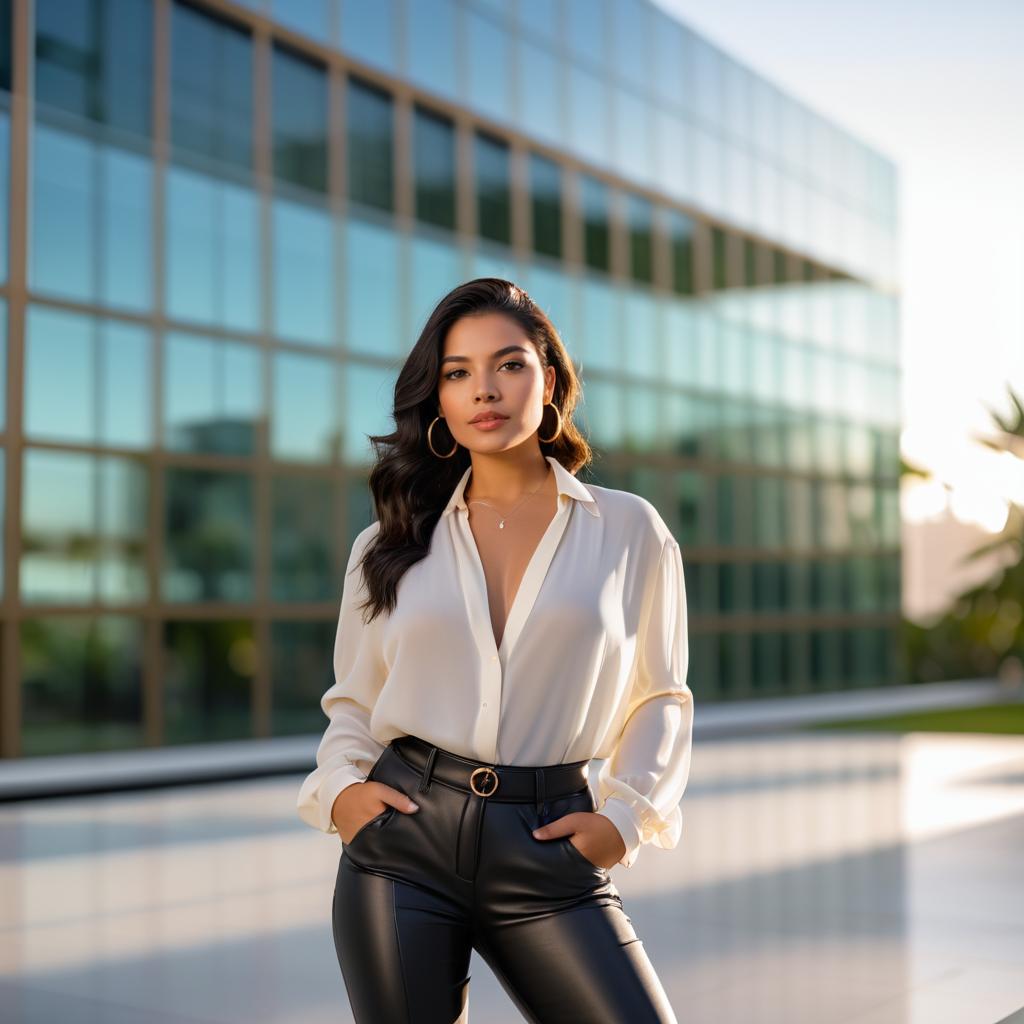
[579,277,618,370]
[269,0,330,42]
[580,175,609,272]
[164,333,262,455]
[475,131,511,246]
[517,38,561,147]
[22,450,148,604]
[338,0,398,72]
[409,233,463,337]
[345,217,402,354]
[164,620,254,742]
[568,64,610,168]
[165,165,260,331]
[711,225,729,289]
[272,43,328,193]
[271,350,340,463]
[271,475,339,602]
[669,209,695,295]
[565,0,606,66]
[31,124,153,312]
[344,361,396,466]
[628,194,654,284]
[406,0,457,100]
[35,0,152,136]
[271,619,336,734]
[21,616,144,756]
[530,153,561,259]
[26,306,152,448]
[413,105,456,230]
[0,112,8,282]
[466,8,510,125]
[347,76,394,212]
[163,469,255,601]
[0,0,11,92]
[170,2,252,173]
[272,197,334,344]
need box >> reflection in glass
[345,218,401,354]
[413,105,456,230]
[612,0,649,92]
[622,289,658,377]
[475,131,511,246]
[466,8,510,125]
[530,153,561,259]
[339,0,398,72]
[565,0,607,66]
[576,377,622,451]
[0,113,7,281]
[623,383,661,453]
[26,306,151,448]
[273,197,334,344]
[344,361,397,466]
[517,38,561,147]
[409,233,463,338]
[271,350,340,463]
[164,619,255,742]
[164,332,261,455]
[22,450,148,604]
[31,124,152,311]
[165,165,260,332]
[580,175,609,272]
[272,43,328,193]
[614,87,651,185]
[35,0,152,136]
[163,468,254,601]
[21,616,144,756]
[406,0,457,99]
[627,194,654,284]
[271,474,339,602]
[270,0,330,42]
[568,64,610,168]
[271,619,336,734]
[347,76,394,212]
[170,1,252,172]
[668,209,695,296]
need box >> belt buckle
[469,765,500,797]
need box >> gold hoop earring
[538,401,562,444]
[427,416,458,458]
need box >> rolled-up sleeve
[296,522,389,833]
[595,538,695,868]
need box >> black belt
[390,734,590,812]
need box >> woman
[297,278,694,1023]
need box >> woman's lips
[470,416,508,431]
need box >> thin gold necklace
[467,467,551,529]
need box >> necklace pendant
[499,520,505,529]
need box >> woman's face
[436,312,556,454]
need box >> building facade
[0,0,901,758]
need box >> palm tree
[902,382,1024,685]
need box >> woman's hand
[532,811,627,869]
[330,780,420,844]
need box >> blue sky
[655,0,1024,531]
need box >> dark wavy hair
[353,277,593,624]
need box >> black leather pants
[331,735,678,1024]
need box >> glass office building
[0,0,900,759]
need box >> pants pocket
[346,805,397,847]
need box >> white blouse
[296,455,694,868]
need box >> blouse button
[490,655,498,662]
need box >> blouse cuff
[596,796,644,869]
[297,762,366,834]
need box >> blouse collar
[442,454,601,518]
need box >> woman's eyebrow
[440,345,529,367]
